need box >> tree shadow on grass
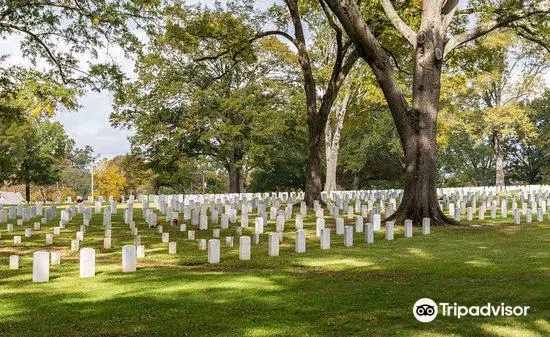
[0,264,548,337]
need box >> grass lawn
[0,205,549,337]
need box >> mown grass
[0,204,548,337]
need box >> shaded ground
[0,205,548,337]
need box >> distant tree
[94,157,126,199]
[7,118,72,202]
[507,90,550,184]
[112,3,300,193]
[338,76,404,189]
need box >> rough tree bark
[25,181,30,203]
[285,0,358,206]
[321,0,546,224]
[324,90,351,191]
[352,171,360,190]
[492,131,505,188]
[228,144,244,193]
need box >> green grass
[0,205,549,337]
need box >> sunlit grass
[0,203,548,336]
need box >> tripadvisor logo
[413,298,438,322]
[413,298,530,322]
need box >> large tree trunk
[228,144,244,193]
[388,2,454,226]
[228,166,241,193]
[304,114,325,206]
[323,0,539,225]
[324,90,350,192]
[352,171,360,190]
[323,0,453,225]
[25,181,30,203]
[492,131,505,188]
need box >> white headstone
[336,218,345,235]
[71,239,79,251]
[344,226,353,247]
[320,228,331,250]
[239,236,251,260]
[80,248,96,278]
[268,233,279,256]
[50,251,61,265]
[386,221,394,240]
[9,255,19,269]
[225,236,234,248]
[103,237,111,249]
[122,245,137,272]
[137,245,145,258]
[32,251,49,282]
[254,217,264,234]
[213,228,220,238]
[373,214,381,230]
[208,239,220,263]
[365,223,374,244]
[422,218,430,235]
[355,216,364,233]
[295,229,306,253]
[168,241,177,254]
[315,218,325,237]
[404,219,413,238]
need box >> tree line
[0,0,548,225]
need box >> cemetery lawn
[0,208,549,337]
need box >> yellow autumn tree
[94,158,127,199]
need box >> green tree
[0,0,159,87]
[7,118,72,201]
[318,0,547,224]
[112,3,301,193]
[507,90,550,184]
[0,70,77,201]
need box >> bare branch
[319,0,342,36]
[379,0,417,47]
[380,44,410,75]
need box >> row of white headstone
[14,214,429,282]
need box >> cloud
[55,91,133,159]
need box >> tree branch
[319,0,342,36]
[509,22,550,53]
[441,0,459,15]
[193,30,297,62]
[0,22,68,83]
[379,0,417,47]
[442,0,460,29]
[444,3,550,57]
[323,0,413,143]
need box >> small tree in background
[94,157,127,199]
